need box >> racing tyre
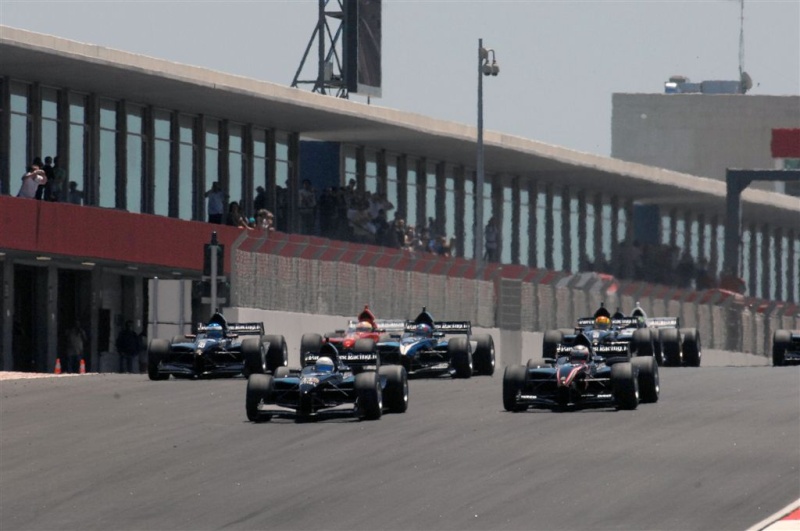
[772,330,792,367]
[542,330,564,359]
[659,328,682,367]
[171,335,187,345]
[611,362,639,410]
[631,356,659,403]
[263,335,288,373]
[632,328,654,358]
[300,333,323,367]
[473,334,496,376]
[147,339,170,381]
[448,336,473,378]
[246,374,273,422]
[526,358,551,369]
[649,328,664,366]
[355,371,383,420]
[681,328,701,367]
[242,337,266,376]
[273,366,291,379]
[503,365,528,412]
[379,365,409,413]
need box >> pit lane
[1,350,797,531]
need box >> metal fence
[230,232,798,357]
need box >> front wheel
[611,362,639,410]
[355,371,383,420]
[681,328,701,367]
[472,334,496,376]
[242,337,266,376]
[379,365,409,413]
[448,336,473,378]
[147,339,170,381]
[503,365,527,412]
[246,374,273,422]
[631,356,659,403]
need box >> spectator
[115,320,139,373]
[253,185,267,212]
[65,320,88,374]
[32,157,46,200]
[52,156,67,201]
[42,156,57,201]
[226,201,253,230]
[67,181,84,205]
[676,250,696,288]
[387,215,405,249]
[17,164,47,199]
[317,187,339,238]
[298,179,317,235]
[255,209,275,232]
[205,181,226,224]
[484,216,499,262]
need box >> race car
[542,303,701,367]
[372,307,496,378]
[245,340,408,422]
[321,305,406,351]
[772,330,800,366]
[503,338,660,412]
[147,312,288,380]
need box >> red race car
[323,305,405,350]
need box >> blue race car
[246,340,408,422]
[374,307,495,378]
[147,311,288,380]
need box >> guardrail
[230,232,798,357]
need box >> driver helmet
[356,321,374,333]
[569,345,591,363]
[206,323,224,339]
[415,323,433,337]
[316,356,335,373]
[595,315,611,330]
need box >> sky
[1,0,798,157]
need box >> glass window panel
[10,114,29,183]
[552,192,563,271]
[365,151,377,193]
[661,213,671,245]
[463,176,475,260]
[205,119,219,149]
[690,219,699,259]
[501,186,512,264]
[406,168,417,232]
[41,120,57,162]
[98,129,117,208]
[127,135,143,213]
[754,230,763,298]
[228,123,242,153]
[99,103,116,129]
[179,115,195,143]
[69,124,86,196]
[536,191,546,268]
[445,176,455,245]
[10,81,29,113]
[154,139,170,216]
[253,128,266,157]
[519,188,529,266]
[768,233,776,300]
[154,112,170,140]
[601,202,612,263]
[69,93,85,124]
[585,201,596,265]
[569,196,579,271]
[741,228,751,295]
[426,163,436,230]
[178,144,194,220]
[205,148,219,196]
[41,87,58,119]
[228,124,243,208]
[127,107,142,134]
[715,224,724,276]
[386,158,398,212]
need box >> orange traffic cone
[54,358,62,375]
[79,359,86,374]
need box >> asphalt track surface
[1,351,798,531]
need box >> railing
[230,231,799,357]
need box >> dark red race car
[321,305,405,351]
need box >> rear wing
[404,320,472,335]
[197,322,264,336]
[345,319,406,332]
[304,349,379,371]
[577,317,639,329]
[645,317,680,329]
[553,342,630,360]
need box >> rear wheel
[355,371,382,420]
[632,328,654,357]
[273,366,291,379]
[503,365,528,412]
[473,334,496,376]
[659,328,682,367]
[171,335,187,345]
[611,362,639,410]
[543,330,564,359]
[246,374,273,422]
[300,333,323,367]
[263,335,288,373]
[448,336,473,378]
[650,328,664,366]
[631,356,659,403]
[681,328,701,367]
[147,339,170,381]
[379,365,409,413]
[242,337,266,376]
[773,330,792,367]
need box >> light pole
[475,38,499,270]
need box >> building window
[68,92,88,204]
[445,169,455,250]
[178,114,196,220]
[40,87,59,168]
[153,109,171,217]
[552,190,563,271]
[98,99,117,208]
[365,149,378,193]
[501,184,513,264]
[535,189,546,268]
[406,156,418,235]
[519,187,530,266]
[205,118,220,212]
[228,122,245,214]
[9,81,31,184]
[275,132,291,232]
[386,153,398,216]
[126,104,145,213]
[463,173,475,260]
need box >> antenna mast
[291,0,349,98]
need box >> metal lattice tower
[291,0,349,98]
